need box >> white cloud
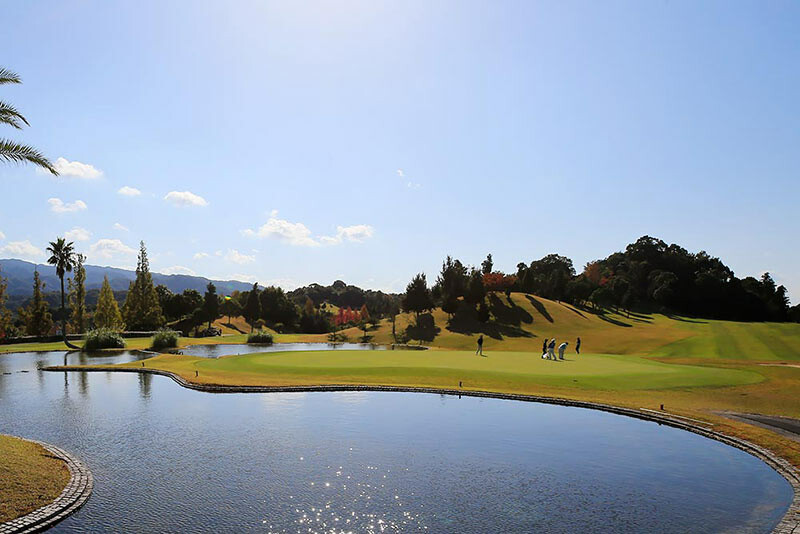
[117,186,141,197]
[242,213,374,248]
[225,249,255,264]
[0,240,43,260]
[48,198,88,213]
[51,157,103,179]
[333,224,374,243]
[89,238,136,260]
[397,168,420,189]
[164,190,208,207]
[112,222,129,232]
[64,227,91,241]
[193,252,210,260]
[0,231,5,240]
[161,265,196,276]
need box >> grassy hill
[337,292,800,361]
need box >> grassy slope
[0,435,70,523]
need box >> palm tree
[0,67,57,175]
[47,238,79,349]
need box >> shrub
[247,330,274,344]
[83,328,126,350]
[151,329,179,351]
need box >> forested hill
[0,258,251,298]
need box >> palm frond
[0,138,58,175]
[0,101,30,129]
[0,68,22,85]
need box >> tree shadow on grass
[489,293,533,326]
[664,313,708,324]
[596,313,633,328]
[525,295,554,323]
[406,313,441,343]
[446,307,534,341]
[557,301,589,319]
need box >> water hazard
[0,348,792,533]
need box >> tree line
[399,235,797,325]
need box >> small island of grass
[0,434,70,523]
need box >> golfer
[558,341,568,360]
[548,338,557,360]
[576,337,581,355]
[476,334,484,356]
[542,338,549,359]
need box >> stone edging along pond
[46,365,800,533]
[0,437,93,534]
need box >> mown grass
[0,434,70,522]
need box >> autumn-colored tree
[482,272,517,293]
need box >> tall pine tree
[19,270,53,336]
[0,266,12,339]
[68,254,87,333]
[123,241,164,330]
[95,276,125,330]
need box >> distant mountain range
[0,258,252,298]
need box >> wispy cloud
[50,157,103,179]
[48,198,88,213]
[193,252,210,260]
[161,265,196,276]
[64,227,91,241]
[89,238,136,260]
[225,249,255,264]
[0,240,43,260]
[397,168,420,189]
[112,222,129,232]
[118,186,141,197]
[164,190,208,207]
[243,212,374,247]
[0,230,5,240]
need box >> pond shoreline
[45,364,800,533]
[0,436,93,534]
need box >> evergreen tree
[243,283,261,332]
[123,241,164,330]
[68,254,87,333]
[19,270,53,336]
[94,276,125,330]
[0,267,12,339]
[465,269,486,308]
[402,273,434,322]
[220,297,242,324]
[481,254,493,275]
[202,282,220,328]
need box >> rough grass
[0,435,70,522]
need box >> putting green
[119,349,762,392]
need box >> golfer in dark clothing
[476,335,484,356]
[576,337,581,354]
[542,338,548,354]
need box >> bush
[247,330,274,344]
[83,328,126,350]
[151,329,179,351]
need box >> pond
[0,348,792,533]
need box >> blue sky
[1,1,798,301]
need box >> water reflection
[0,348,793,533]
